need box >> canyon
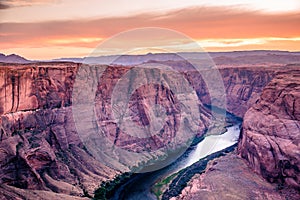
[169,66,300,200]
[0,53,299,199]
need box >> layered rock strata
[238,70,300,189]
[0,62,295,198]
[172,153,299,200]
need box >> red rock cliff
[0,61,291,198]
[0,63,211,198]
[0,63,117,198]
[238,70,300,189]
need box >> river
[111,124,241,200]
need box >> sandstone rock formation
[238,69,300,189]
[0,63,211,198]
[172,153,299,200]
[185,67,275,117]
[73,65,211,172]
[159,66,300,200]
[0,62,77,115]
[149,60,277,118]
[0,60,297,199]
[0,63,117,197]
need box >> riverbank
[93,119,241,200]
[151,123,240,199]
[159,144,237,199]
[171,152,300,200]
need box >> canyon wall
[167,67,300,200]
[0,63,117,198]
[74,65,211,172]
[238,70,300,189]
[0,63,211,198]
[0,63,77,115]
[186,67,275,117]
[157,60,276,117]
[0,62,293,198]
[172,153,293,200]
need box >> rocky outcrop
[185,67,276,117]
[94,66,207,151]
[0,107,117,196]
[0,61,296,198]
[0,63,211,198]
[154,60,277,118]
[172,152,299,200]
[75,65,211,172]
[0,62,77,115]
[238,70,300,189]
[0,63,117,197]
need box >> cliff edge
[238,70,300,189]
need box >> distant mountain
[0,53,31,63]
[53,50,300,65]
[2,50,300,65]
[53,53,185,65]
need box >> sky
[0,0,300,60]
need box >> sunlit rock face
[73,65,211,173]
[0,63,116,197]
[0,60,296,198]
[0,63,78,115]
[0,63,211,197]
[238,70,300,189]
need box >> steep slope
[0,63,117,197]
[0,61,296,199]
[0,63,211,198]
[186,66,275,117]
[238,70,300,189]
[161,67,300,200]
[153,60,278,117]
[172,153,298,200]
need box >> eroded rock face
[73,65,211,172]
[238,70,300,189]
[173,153,299,200]
[96,67,210,148]
[0,63,211,197]
[0,64,117,197]
[0,62,292,198]
[0,103,117,197]
[0,63,77,115]
[186,67,275,117]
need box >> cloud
[0,2,10,9]
[0,6,300,52]
[0,0,59,9]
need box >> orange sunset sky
[1,0,300,60]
